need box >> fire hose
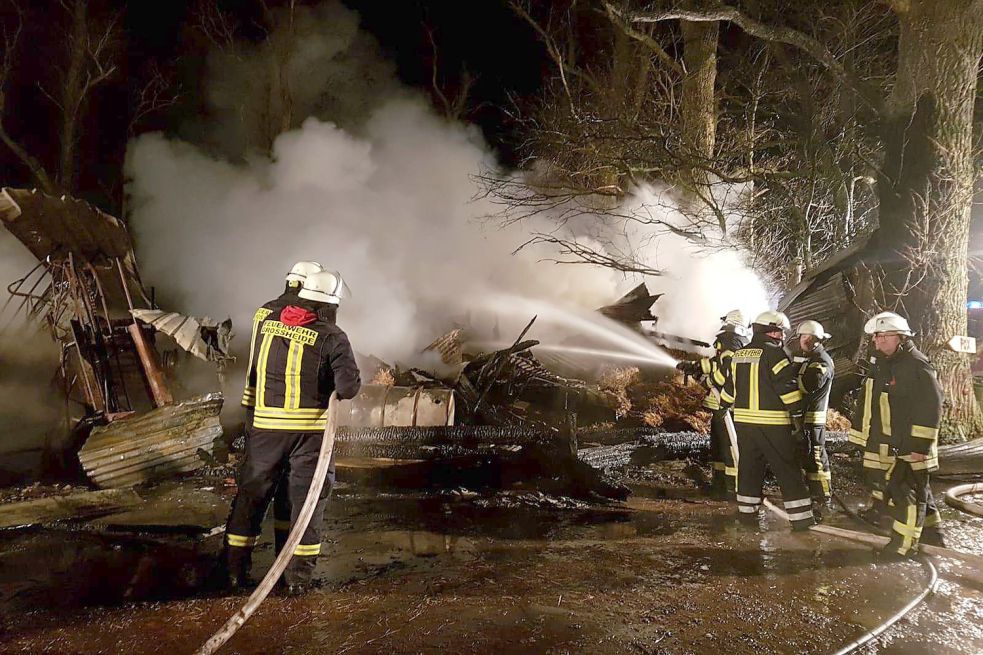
[944,482,983,518]
[194,393,339,655]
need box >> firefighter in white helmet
[719,310,816,530]
[676,309,750,498]
[794,320,835,513]
[238,261,324,558]
[225,267,360,595]
[851,311,944,558]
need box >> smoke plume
[125,1,769,382]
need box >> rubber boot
[223,546,254,591]
[920,526,946,548]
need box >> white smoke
[0,233,60,478]
[125,0,769,380]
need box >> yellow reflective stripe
[253,417,328,430]
[712,462,726,471]
[861,379,873,441]
[227,533,259,547]
[713,367,727,386]
[780,389,803,405]
[924,511,942,528]
[805,411,827,424]
[911,425,939,440]
[720,388,735,404]
[255,407,329,418]
[808,362,828,375]
[749,362,760,411]
[732,408,791,425]
[906,457,939,471]
[255,333,275,409]
[294,544,321,556]
[700,358,712,375]
[807,471,832,481]
[772,359,790,376]
[848,429,866,445]
[703,395,721,410]
[284,341,304,410]
[273,519,292,531]
[724,466,737,477]
[879,392,892,436]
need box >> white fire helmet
[298,270,351,305]
[753,310,791,331]
[720,309,746,328]
[863,311,912,336]
[285,260,324,284]
[796,320,831,340]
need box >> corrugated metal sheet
[131,310,233,362]
[423,329,464,365]
[78,393,224,488]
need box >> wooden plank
[0,489,142,529]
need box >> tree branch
[603,2,683,76]
[624,1,886,115]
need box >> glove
[676,360,699,376]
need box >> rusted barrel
[336,385,454,428]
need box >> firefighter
[224,269,361,594]
[852,311,944,557]
[719,310,815,531]
[676,309,749,498]
[240,261,324,556]
[794,320,834,512]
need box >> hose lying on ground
[194,393,339,655]
[943,482,983,518]
[761,499,939,655]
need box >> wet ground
[1,460,981,655]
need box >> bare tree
[625,0,983,433]
[0,2,58,194]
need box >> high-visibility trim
[294,543,321,556]
[252,416,328,431]
[720,389,735,404]
[274,519,292,531]
[871,490,884,501]
[808,362,828,375]
[906,457,939,471]
[733,408,791,425]
[284,340,304,410]
[736,494,761,504]
[860,379,874,443]
[724,466,737,478]
[784,497,812,509]
[848,429,867,446]
[255,333,275,409]
[807,471,832,481]
[787,509,814,522]
[780,389,804,406]
[255,406,329,417]
[749,362,760,411]
[879,392,892,436]
[911,425,939,440]
[772,359,790,376]
[241,386,257,408]
[227,533,259,548]
[700,358,712,375]
[712,461,726,471]
[703,395,721,410]
[804,411,828,425]
[738,505,759,514]
[924,511,942,528]
[713,367,727,387]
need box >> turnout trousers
[862,438,894,512]
[801,425,832,502]
[735,423,815,529]
[225,427,335,585]
[709,408,738,496]
[883,460,943,555]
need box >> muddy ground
[1,455,981,655]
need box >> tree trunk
[875,0,983,439]
[679,20,720,230]
[58,0,87,193]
